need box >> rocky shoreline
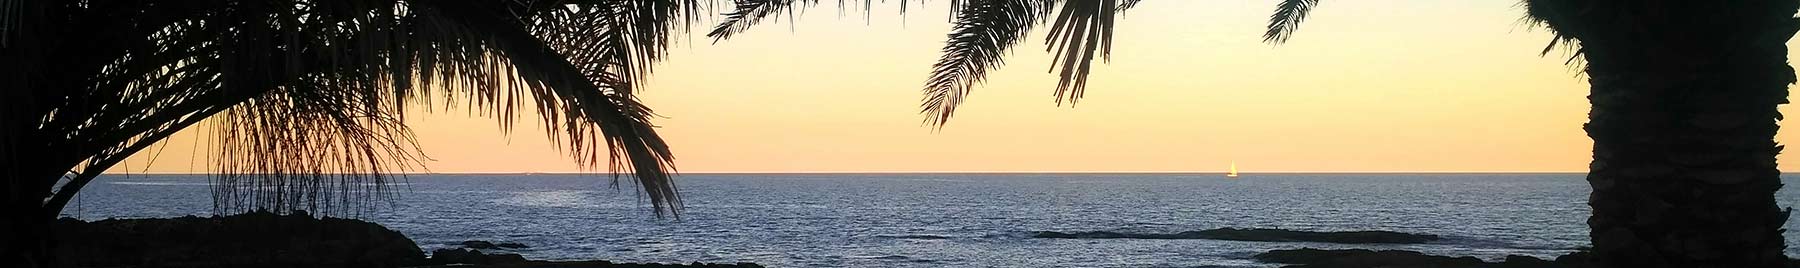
[53,211,424,268]
[1256,248,1589,268]
[1255,248,1800,268]
[71,212,1760,268]
[417,247,762,268]
[1032,228,1439,244]
[51,212,760,268]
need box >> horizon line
[101,170,1602,175]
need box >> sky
[109,0,1800,173]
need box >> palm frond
[709,0,817,42]
[921,0,1050,126]
[1518,0,1584,65]
[1263,0,1318,44]
[13,0,704,218]
[205,0,443,216]
[413,1,685,217]
[709,0,968,42]
[1043,0,1118,106]
[1120,0,1142,11]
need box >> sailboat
[1226,161,1240,178]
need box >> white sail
[1226,161,1239,178]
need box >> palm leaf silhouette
[1263,0,1318,44]
[922,0,1050,126]
[1042,0,1117,107]
[711,0,817,42]
[711,0,1140,126]
[8,0,708,218]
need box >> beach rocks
[424,240,758,268]
[1195,228,1439,244]
[1256,248,1489,268]
[409,258,766,268]
[49,212,763,268]
[1255,248,1596,268]
[460,240,529,250]
[428,248,527,265]
[462,240,500,249]
[52,210,426,268]
[1261,248,1800,268]
[1032,228,1439,244]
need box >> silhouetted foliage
[4,1,711,266]
[710,0,1148,126]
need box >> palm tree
[712,0,1797,267]
[1522,1,1798,267]
[2,1,705,267]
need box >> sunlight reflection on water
[492,190,601,208]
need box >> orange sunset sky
[109,1,1800,173]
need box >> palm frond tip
[1264,0,1319,44]
[921,0,1050,126]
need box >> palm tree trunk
[2,124,52,268]
[1582,6,1797,266]
[1,170,54,268]
[1,204,53,268]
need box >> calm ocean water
[65,173,1800,267]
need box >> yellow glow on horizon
[109,1,1800,174]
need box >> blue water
[63,173,1800,267]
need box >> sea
[65,173,1800,267]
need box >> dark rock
[1552,251,1593,268]
[457,240,526,249]
[1498,255,1556,268]
[1258,247,1798,268]
[1255,248,1492,268]
[49,211,764,268]
[52,210,426,268]
[1256,248,1618,268]
[428,248,526,265]
[463,240,500,249]
[1193,228,1439,244]
[1033,228,1438,244]
[407,259,766,268]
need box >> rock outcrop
[458,240,530,250]
[1254,248,1603,268]
[463,240,501,250]
[419,247,762,268]
[1254,248,1800,268]
[1033,228,1439,244]
[428,248,528,265]
[53,210,426,268]
[412,258,765,268]
[51,211,764,268]
[1256,248,1495,268]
